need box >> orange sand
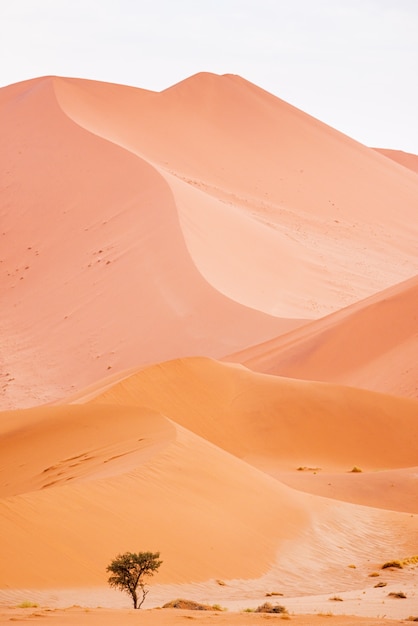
[1,73,417,622]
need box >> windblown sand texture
[1,73,417,624]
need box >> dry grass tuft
[388,591,407,599]
[381,555,418,569]
[329,596,343,602]
[382,560,403,569]
[162,599,224,611]
[349,466,362,473]
[255,601,287,614]
[374,581,387,588]
[266,591,284,597]
[16,601,39,608]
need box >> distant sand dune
[226,274,418,398]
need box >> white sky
[1,0,417,153]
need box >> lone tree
[106,551,162,609]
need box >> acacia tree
[106,551,162,609]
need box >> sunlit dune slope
[226,275,418,399]
[0,398,311,588]
[78,357,418,475]
[0,76,298,410]
[1,363,417,591]
[54,73,418,317]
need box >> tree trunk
[132,590,138,609]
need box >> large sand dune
[1,73,417,621]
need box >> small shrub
[374,581,387,588]
[388,591,407,599]
[255,601,287,614]
[17,601,39,609]
[162,599,221,611]
[350,466,362,473]
[216,579,226,586]
[329,596,343,601]
[266,591,284,597]
[348,564,356,568]
[382,560,403,569]
[369,572,379,577]
[243,608,255,612]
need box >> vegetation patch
[381,555,418,569]
[382,560,403,569]
[349,466,362,473]
[16,601,39,609]
[255,601,287,614]
[162,599,224,611]
[329,596,343,601]
[388,591,407,599]
[374,581,387,588]
[266,591,284,597]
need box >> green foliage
[106,551,162,609]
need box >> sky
[1,0,417,153]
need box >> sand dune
[374,147,418,173]
[1,361,417,595]
[82,357,418,475]
[54,73,418,318]
[227,274,418,398]
[1,72,418,620]
[0,76,299,410]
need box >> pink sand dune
[2,73,418,408]
[54,73,418,318]
[0,76,300,410]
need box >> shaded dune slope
[226,274,418,399]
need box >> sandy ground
[0,606,413,626]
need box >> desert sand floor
[0,606,416,626]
